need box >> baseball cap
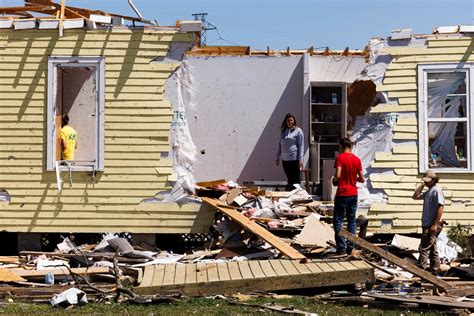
[422,170,437,182]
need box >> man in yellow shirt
[60,115,77,161]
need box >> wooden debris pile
[195,179,338,257]
[0,179,470,313]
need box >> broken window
[46,57,105,172]
[418,65,472,172]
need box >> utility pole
[191,13,216,46]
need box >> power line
[192,13,216,46]
[192,12,240,46]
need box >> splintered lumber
[366,293,474,309]
[196,179,227,187]
[338,229,453,292]
[12,267,110,278]
[0,268,26,282]
[202,197,306,260]
[0,256,20,264]
[445,286,474,297]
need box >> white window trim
[46,56,105,172]
[417,62,473,173]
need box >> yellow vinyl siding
[368,35,474,233]
[0,28,214,234]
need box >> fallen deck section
[134,259,374,296]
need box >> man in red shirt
[331,138,365,257]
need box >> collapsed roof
[0,0,157,31]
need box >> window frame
[418,63,473,173]
[46,56,105,172]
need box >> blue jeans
[333,196,358,253]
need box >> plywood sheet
[0,268,26,282]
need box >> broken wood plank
[445,286,474,297]
[202,197,305,260]
[0,268,26,282]
[0,256,20,264]
[338,228,453,292]
[366,293,474,309]
[195,179,227,187]
[12,266,110,278]
[226,187,242,205]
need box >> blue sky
[1,0,473,50]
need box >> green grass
[0,296,451,315]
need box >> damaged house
[0,0,471,246]
[0,1,215,243]
[169,26,474,234]
[362,26,474,233]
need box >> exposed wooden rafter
[0,0,149,24]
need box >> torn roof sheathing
[187,46,366,57]
[434,25,474,34]
[0,0,159,29]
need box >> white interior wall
[61,67,97,162]
[165,54,367,184]
[309,55,367,83]
[177,56,306,183]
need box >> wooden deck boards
[135,260,374,297]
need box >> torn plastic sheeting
[360,38,392,85]
[437,232,460,263]
[107,237,156,259]
[93,233,116,252]
[243,207,276,219]
[161,59,197,203]
[352,113,396,173]
[351,113,395,205]
[37,259,70,271]
[427,73,466,168]
[50,288,87,307]
[56,237,76,253]
[218,217,243,244]
[391,232,460,263]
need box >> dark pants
[333,195,358,253]
[282,160,300,191]
[418,226,442,271]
